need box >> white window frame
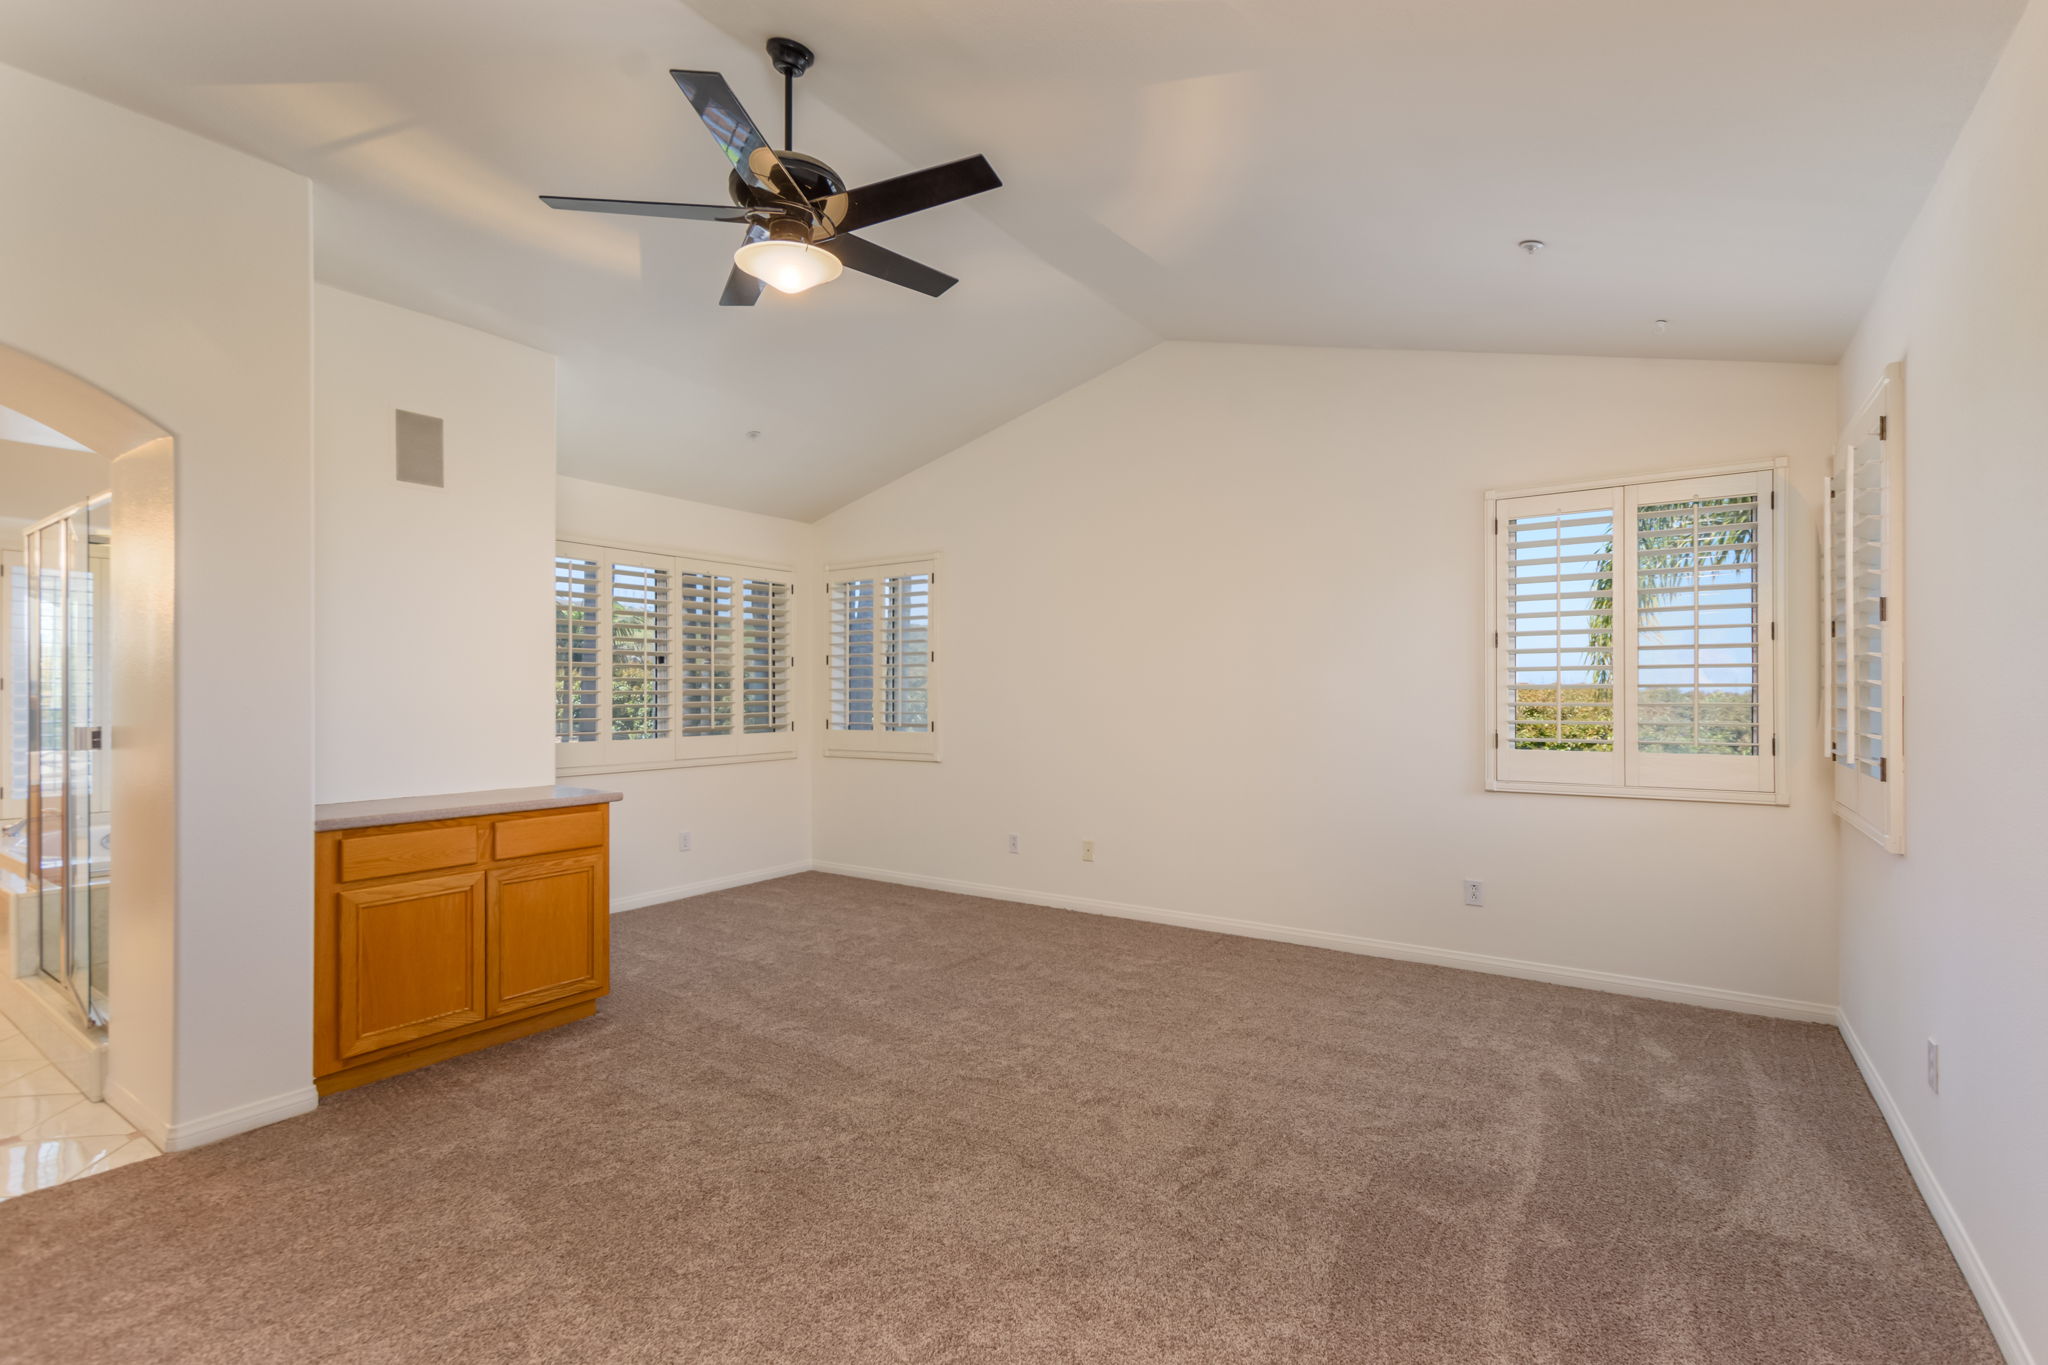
[1485,459,1788,805]
[824,553,939,762]
[1826,364,1906,852]
[554,535,798,775]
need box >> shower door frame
[20,492,111,1026]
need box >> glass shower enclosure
[5,494,112,1025]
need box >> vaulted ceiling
[685,0,2024,363]
[0,0,2023,518]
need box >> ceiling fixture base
[766,37,815,78]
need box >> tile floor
[0,1013,158,1202]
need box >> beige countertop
[314,785,623,832]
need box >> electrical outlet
[678,832,693,853]
[1007,833,1020,854]
[1463,879,1484,907]
[1927,1038,1940,1094]
[1081,839,1095,863]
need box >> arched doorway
[0,344,173,1189]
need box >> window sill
[1834,801,1905,854]
[558,749,798,777]
[1485,778,1786,806]
[821,747,941,763]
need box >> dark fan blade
[668,70,808,208]
[721,225,769,306]
[540,195,748,222]
[720,263,767,307]
[819,233,957,298]
[819,155,1001,236]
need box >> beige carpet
[0,873,1998,1364]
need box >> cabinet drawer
[338,824,486,883]
[493,807,606,861]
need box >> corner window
[1828,364,1905,851]
[1487,464,1785,803]
[555,540,795,773]
[825,556,937,761]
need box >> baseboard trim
[156,1085,320,1153]
[810,861,1837,1023]
[612,861,814,914]
[1837,1010,2034,1365]
[101,1081,170,1150]
[107,1080,318,1152]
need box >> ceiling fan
[541,37,1002,306]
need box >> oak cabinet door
[336,872,488,1059]
[487,855,605,1016]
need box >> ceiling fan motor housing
[729,151,845,214]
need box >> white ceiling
[0,0,1152,520]
[0,403,92,452]
[0,0,2023,518]
[677,0,2023,361]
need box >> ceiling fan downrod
[766,36,814,153]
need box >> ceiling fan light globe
[733,239,843,294]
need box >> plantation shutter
[739,578,793,735]
[674,568,732,737]
[1828,367,1904,850]
[1489,466,1781,802]
[1494,488,1623,788]
[556,540,798,771]
[609,559,674,743]
[554,554,601,746]
[1624,472,1774,793]
[1845,434,1887,780]
[825,558,938,760]
[1827,472,1850,765]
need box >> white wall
[0,60,315,1143]
[816,342,1841,1014]
[1834,2,2048,1358]
[314,286,557,804]
[0,438,110,524]
[557,476,814,906]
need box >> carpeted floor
[0,873,1999,1364]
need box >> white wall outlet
[1463,879,1484,907]
[678,832,693,853]
[1007,833,1020,854]
[1927,1038,1940,1094]
[1081,839,1095,863]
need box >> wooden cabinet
[335,871,487,1060]
[487,855,604,1015]
[314,803,611,1094]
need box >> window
[1487,462,1785,803]
[1827,364,1905,851]
[555,539,795,772]
[825,556,937,761]
[0,549,22,819]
